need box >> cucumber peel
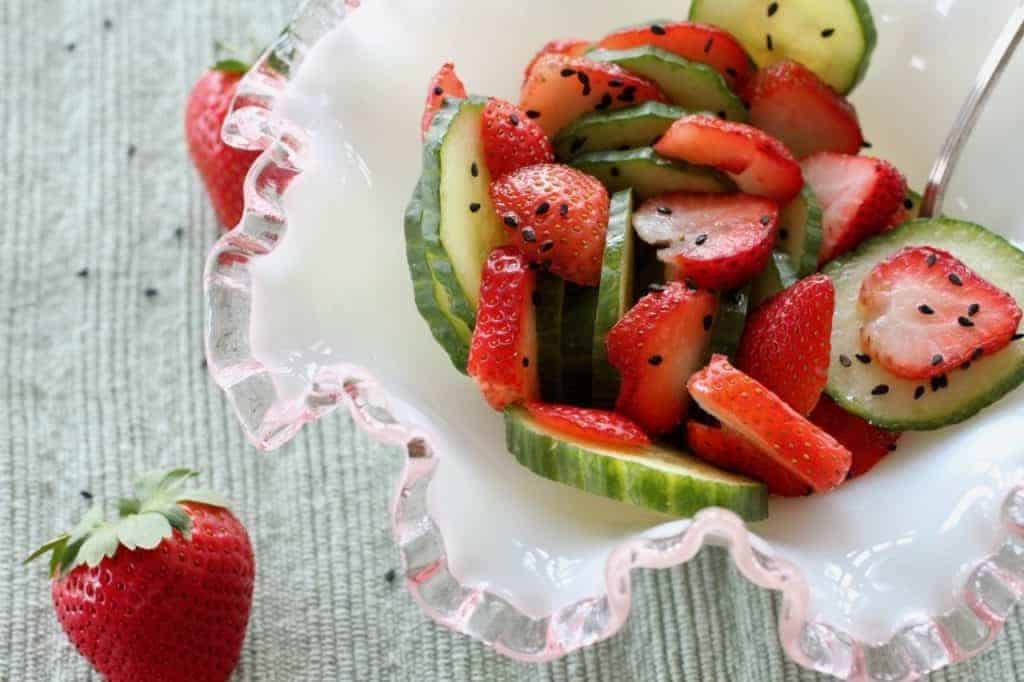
[571,147,734,200]
[710,287,751,359]
[535,273,567,402]
[561,283,599,406]
[779,186,824,277]
[592,190,636,408]
[554,102,688,161]
[750,252,799,309]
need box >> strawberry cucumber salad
[404,1,1024,522]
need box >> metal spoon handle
[919,4,1024,218]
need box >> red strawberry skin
[633,192,779,290]
[468,246,540,409]
[802,152,907,264]
[688,355,852,492]
[809,396,901,479]
[736,274,835,415]
[481,98,554,179]
[607,283,718,435]
[524,402,652,448]
[185,69,261,229]
[858,246,1023,380]
[597,21,755,91]
[51,503,254,682]
[747,60,863,159]
[687,421,810,496]
[524,38,592,82]
[655,115,803,203]
[421,62,467,139]
[489,164,610,286]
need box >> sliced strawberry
[687,355,852,492]
[596,21,754,91]
[802,152,907,264]
[809,396,901,479]
[858,246,1023,380]
[489,163,610,286]
[655,115,803,203]
[467,246,539,410]
[523,402,651,448]
[422,62,467,139]
[480,98,554,179]
[687,421,811,497]
[520,55,668,137]
[747,60,864,159]
[633,192,779,290]
[607,283,718,435]
[524,38,592,82]
[736,274,834,415]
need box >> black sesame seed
[926,253,937,267]
[766,34,774,50]
[570,137,587,154]
[856,353,871,364]
[522,228,537,243]
[65,42,76,52]
[526,110,541,119]
[778,229,789,240]
[76,267,90,278]
[503,214,519,228]
[560,203,569,216]
[726,67,738,78]
[717,110,727,119]
[961,362,972,371]
[577,72,590,85]
[958,316,975,327]
[384,569,397,583]
[103,18,114,30]
[871,384,890,396]
[595,93,613,110]
[918,304,934,315]
[522,357,530,368]
[174,226,184,239]
[684,277,698,291]
[658,206,673,216]
[127,144,137,159]
[1014,333,1024,341]
[862,141,873,149]
[561,68,576,77]
[471,162,479,177]
[532,292,542,306]
[931,376,942,392]
[509,114,520,126]
[949,273,963,286]
[695,234,708,246]
[767,2,779,16]
[839,354,853,368]
[887,443,898,452]
[939,374,949,389]
[973,347,985,360]
[433,86,444,96]
[821,28,836,38]
[469,202,481,213]
[609,79,624,88]
[540,240,555,253]
[651,24,667,35]
[704,37,714,53]
[144,287,159,298]
[536,201,550,216]
[932,354,944,366]
[80,490,93,500]
[703,315,713,331]
[611,167,621,177]
[760,214,772,226]
[200,358,208,369]
[618,86,637,103]
[904,198,914,210]
[914,386,926,400]
[968,303,980,316]
[648,355,664,366]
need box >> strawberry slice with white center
[633,192,779,290]
[655,115,803,203]
[687,421,811,497]
[467,246,539,410]
[687,355,852,492]
[480,98,554,179]
[607,283,718,435]
[747,60,864,159]
[809,396,901,479]
[422,62,466,139]
[523,38,592,82]
[802,152,907,264]
[596,21,755,92]
[736,274,834,415]
[858,246,1023,380]
[523,402,652,448]
[520,55,668,137]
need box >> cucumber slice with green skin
[553,102,688,161]
[778,186,824,277]
[562,283,599,406]
[535,273,567,402]
[592,190,636,408]
[405,179,472,372]
[571,147,734,200]
[710,287,751,359]
[689,0,877,94]
[504,406,769,520]
[824,219,1024,431]
[419,96,507,332]
[750,252,799,309]
[588,46,748,123]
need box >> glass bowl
[205,0,1024,678]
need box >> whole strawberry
[185,60,261,229]
[27,469,254,682]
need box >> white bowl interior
[247,0,1024,644]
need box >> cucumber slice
[588,46,748,122]
[689,0,877,94]
[535,273,567,402]
[419,96,508,331]
[779,186,824,277]
[750,252,799,309]
[505,406,769,520]
[571,147,734,200]
[562,283,599,406]
[634,240,670,302]
[824,219,1024,430]
[710,286,751,359]
[553,102,688,161]
[592,190,636,408]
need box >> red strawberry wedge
[633,192,779,290]
[480,98,554,179]
[747,60,864,159]
[520,55,668,136]
[607,283,718,435]
[524,402,652,448]
[489,164,610,286]
[524,38,592,82]
[655,115,803,203]
[859,246,1023,380]
[687,421,811,497]
[803,152,907,264]
[736,274,835,415]
[422,62,467,139]
[809,396,901,479]
[688,355,852,492]
[596,21,755,92]
[467,247,540,410]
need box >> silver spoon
[919,3,1024,218]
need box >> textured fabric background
[2,1,1024,680]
